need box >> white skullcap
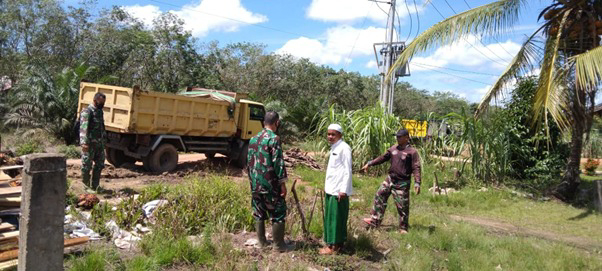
[327,124,343,133]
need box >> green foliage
[316,105,402,173]
[15,140,44,156]
[138,227,215,268]
[502,77,568,183]
[58,145,81,159]
[67,246,123,271]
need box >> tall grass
[315,105,402,173]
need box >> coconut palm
[388,0,602,200]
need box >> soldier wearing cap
[319,123,352,255]
[361,129,421,234]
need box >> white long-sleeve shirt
[324,139,353,196]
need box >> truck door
[241,104,265,140]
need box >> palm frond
[572,46,602,91]
[533,10,572,132]
[474,27,544,117]
[387,0,526,79]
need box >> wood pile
[0,165,89,270]
[284,148,322,170]
[0,151,23,179]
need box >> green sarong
[323,193,349,245]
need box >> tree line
[0,0,473,143]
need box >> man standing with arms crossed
[247,111,291,252]
[320,124,352,255]
[361,129,421,234]
[80,92,107,191]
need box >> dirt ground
[66,153,246,198]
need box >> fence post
[18,154,66,271]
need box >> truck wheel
[148,144,178,172]
[106,148,136,167]
[235,142,248,168]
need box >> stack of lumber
[0,165,22,210]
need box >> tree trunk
[556,122,584,200]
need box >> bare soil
[66,154,245,198]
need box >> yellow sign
[402,119,428,138]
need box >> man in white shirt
[319,124,353,255]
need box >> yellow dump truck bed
[77,83,239,137]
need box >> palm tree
[5,63,93,145]
[389,0,602,200]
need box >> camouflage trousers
[81,143,105,188]
[369,175,410,230]
[251,192,287,223]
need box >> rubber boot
[272,222,292,252]
[255,220,269,248]
[91,168,102,190]
[82,171,91,188]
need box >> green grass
[67,165,602,270]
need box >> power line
[403,0,413,42]
[345,2,375,70]
[429,1,508,67]
[413,63,492,85]
[411,62,500,76]
[442,0,510,63]
[412,0,420,41]
[461,0,516,58]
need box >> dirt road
[67,153,244,196]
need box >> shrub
[583,158,599,176]
[15,140,44,156]
[58,144,81,159]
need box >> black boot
[272,222,293,252]
[82,171,91,188]
[255,220,269,248]
[91,168,102,190]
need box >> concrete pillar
[18,154,66,271]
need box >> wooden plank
[0,232,18,243]
[0,166,22,171]
[0,237,89,263]
[0,198,20,207]
[0,187,20,197]
[0,224,15,233]
[0,259,17,270]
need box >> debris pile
[284,148,322,170]
[77,194,100,209]
[0,151,23,179]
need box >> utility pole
[372,0,409,114]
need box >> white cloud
[276,25,385,65]
[122,0,267,37]
[307,0,424,23]
[410,36,521,71]
[365,60,378,69]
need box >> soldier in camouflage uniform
[80,92,107,190]
[361,129,421,234]
[247,111,291,252]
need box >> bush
[15,140,44,156]
[58,145,81,159]
[583,158,599,176]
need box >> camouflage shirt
[79,104,105,145]
[247,128,288,194]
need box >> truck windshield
[249,105,265,121]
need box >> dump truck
[77,83,266,172]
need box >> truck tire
[148,143,178,173]
[235,142,248,168]
[106,148,136,167]
[205,152,216,160]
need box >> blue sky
[67,0,551,103]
